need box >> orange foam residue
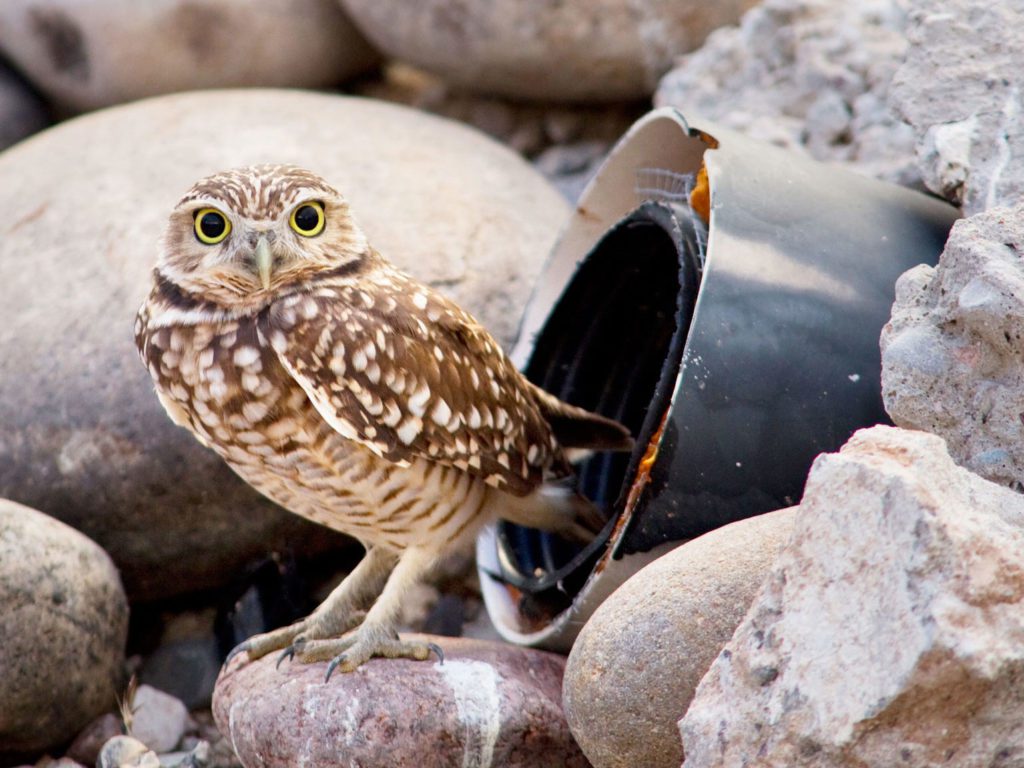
[690,162,711,225]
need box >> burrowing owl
[135,164,631,675]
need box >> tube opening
[493,203,704,629]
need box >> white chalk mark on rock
[228,701,244,764]
[984,87,1019,211]
[438,660,502,768]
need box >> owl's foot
[280,625,443,679]
[225,607,368,666]
[225,618,309,665]
[225,547,398,668]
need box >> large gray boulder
[564,508,796,768]
[681,426,1024,767]
[0,0,379,113]
[339,0,757,102]
[891,0,1024,214]
[0,89,567,600]
[0,500,128,763]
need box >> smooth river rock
[339,0,757,102]
[0,499,128,763]
[564,507,797,768]
[213,635,587,767]
[0,89,567,600]
[0,0,379,113]
[128,685,189,754]
[882,204,1024,489]
[681,426,1024,767]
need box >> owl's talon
[275,646,296,670]
[325,655,345,683]
[428,642,445,665]
[315,632,441,680]
[224,640,251,665]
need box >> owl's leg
[290,546,443,677]
[229,545,397,663]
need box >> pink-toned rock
[66,713,123,767]
[213,635,586,768]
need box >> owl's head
[158,164,371,307]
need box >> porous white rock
[881,204,1024,489]
[339,0,757,102]
[891,0,1024,214]
[655,0,920,186]
[0,0,379,113]
[680,426,1024,767]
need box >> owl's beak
[254,235,273,291]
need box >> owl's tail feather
[498,480,609,543]
[528,382,634,453]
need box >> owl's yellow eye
[290,201,325,237]
[194,208,231,244]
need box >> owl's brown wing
[257,278,565,496]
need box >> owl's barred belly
[145,317,492,551]
[228,443,491,551]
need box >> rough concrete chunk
[881,204,1024,490]
[890,0,1024,214]
[655,0,919,186]
[680,426,1024,768]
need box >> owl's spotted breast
[136,296,491,550]
[135,254,598,547]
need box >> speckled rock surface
[564,508,796,768]
[213,635,586,767]
[881,205,1024,489]
[0,499,127,763]
[339,0,756,102]
[0,59,48,151]
[681,426,1024,767]
[655,0,920,187]
[891,0,1024,214]
[0,90,567,600]
[0,0,378,113]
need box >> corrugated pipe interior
[477,108,961,651]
